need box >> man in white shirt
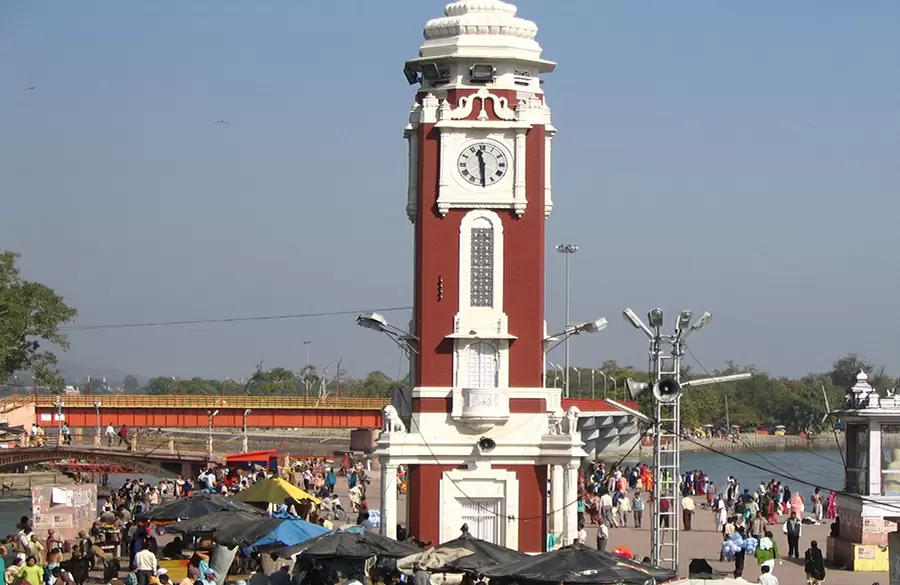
[681,495,696,531]
[595,521,609,553]
[134,548,158,585]
[757,564,778,584]
[105,424,116,446]
[599,492,614,526]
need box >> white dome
[424,0,538,42]
[415,0,551,68]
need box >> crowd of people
[566,461,842,585]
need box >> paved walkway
[352,471,887,585]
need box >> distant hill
[13,359,150,388]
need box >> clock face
[457,142,509,187]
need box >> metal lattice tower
[619,308,748,577]
[651,345,681,571]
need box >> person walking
[133,547,157,585]
[632,492,644,528]
[616,492,631,527]
[681,494,695,531]
[105,423,117,447]
[750,511,767,539]
[811,489,825,523]
[595,520,609,553]
[783,511,802,559]
[804,541,826,585]
[757,564,778,585]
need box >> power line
[59,306,414,332]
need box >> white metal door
[460,499,502,544]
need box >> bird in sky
[214,120,229,125]
[25,86,36,91]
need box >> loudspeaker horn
[652,378,682,403]
[477,437,496,453]
[626,378,650,400]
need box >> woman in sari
[790,492,805,520]
[826,491,837,519]
[588,493,601,524]
[767,494,779,524]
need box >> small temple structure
[831,369,900,576]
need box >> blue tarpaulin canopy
[252,519,330,548]
[215,516,329,549]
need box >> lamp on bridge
[242,409,252,453]
[93,402,102,447]
[207,410,219,458]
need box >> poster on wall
[864,518,882,533]
[858,545,877,560]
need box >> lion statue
[563,405,580,437]
[383,404,407,434]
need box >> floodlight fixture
[244,409,252,416]
[470,63,495,82]
[357,312,388,332]
[580,318,608,334]
[421,63,442,81]
[648,308,664,329]
[622,308,654,339]
[356,312,419,356]
[556,244,579,254]
[681,373,751,388]
[403,64,420,85]
[681,311,712,342]
[676,310,693,332]
[210,410,219,417]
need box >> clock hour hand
[477,151,486,187]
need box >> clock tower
[375,0,585,553]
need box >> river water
[0,448,845,537]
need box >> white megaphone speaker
[652,378,682,403]
[625,378,651,400]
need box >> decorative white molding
[513,128,527,217]
[411,386,550,400]
[420,93,440,124]
[405,119,419,223]
[445,88,517,122]
[544,130,553,218]
[455,387,510,431]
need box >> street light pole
[94,402,102,447]
[303,341,312,367]
[599,371,608,398]
[207,410,219,457]
[242,409,252,453]
[609,375,618,400]
[556,244,578,397]
[53,396,63,447]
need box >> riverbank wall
[602,433,845,460]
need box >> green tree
[123,375,140,391]
[0,251,77,390]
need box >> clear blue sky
[2,1,899,382]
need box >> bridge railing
[0,394,391,411]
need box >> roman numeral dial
[457,142,509,188]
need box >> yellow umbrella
[233,477,321,505]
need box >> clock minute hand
[477,152,486,187]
